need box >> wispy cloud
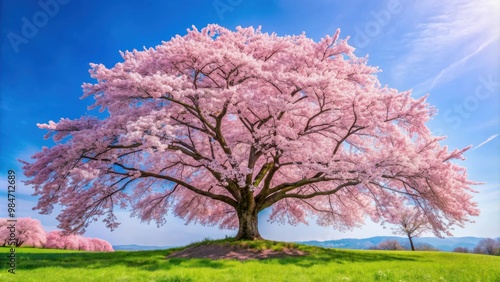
[427,34,500,90]
[471,117,500,132]
[392,0,500,90]
[473,134,499,150]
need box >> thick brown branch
[139,170,237,208]
[267,172,325,194]
[260,181,361,210]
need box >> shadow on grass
[16,248,228,272]
[267,248,418,268]
[14,246,418,272]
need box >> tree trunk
[408,235,415,251]
[235,208,262,240]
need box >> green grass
[1,240,499,282]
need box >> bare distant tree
[391,208,431,251]
[415,243,438,251]
[473,238,499,255]
[372,240,405,250]
[453,247,469,253]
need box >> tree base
[235,210,262,241]
[234,234,264,241]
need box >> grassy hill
[1,240,499,282]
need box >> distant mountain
[297,236,495,252]
[114,236,497,252]
[113,244,174,251]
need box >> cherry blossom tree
[22,24,480,240]
[0,218,46,247]
[44,231,67,249]
[44,231,113,252]
[62,233,81,250]
[78,235,91,251]
[0,218,10,246]
[390,208,431,251]
[88,238,114,252]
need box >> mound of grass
[183,237,309,252]
[167,238,310,260]
[1,241,499,281]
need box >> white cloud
[470,117,500,132]
[393,0,500,90]
[427,35,500,89]
[473,134,499,150]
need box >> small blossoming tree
[45,231,114,252]
[391,208,431,251]
[0,218,46,247]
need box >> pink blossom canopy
[22,24,479,238]
[0,218,46,247]
[45,231,113,252]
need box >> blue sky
[0,0,498,246]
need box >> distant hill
[114,236,497,252]
[113,244,174,251]
[297,236,495,252]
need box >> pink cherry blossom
[44,231,65,249]
[44,230,113,252]
[0,218,46,247]
[22,24,479,240]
